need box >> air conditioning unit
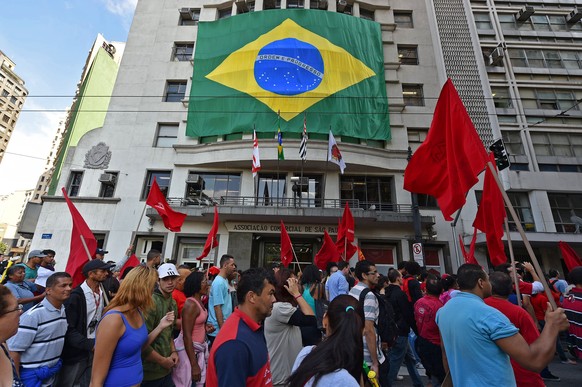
[489,47,504,66]
[186,174,201,184]
[337,0,347,12]
[99,173,116,184]
[515,6,535,22]
[567,7,582,24]
[179,7,194,20]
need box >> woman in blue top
[288,295,364,387]
[90,266,175,387]
[3,265,44,312]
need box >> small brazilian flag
[187,10,390,141]
[277,114,285,160]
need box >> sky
[0,0,137,195]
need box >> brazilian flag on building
[187,9,390,141]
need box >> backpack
[359,288,398,347]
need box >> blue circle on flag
[254,38,324,95]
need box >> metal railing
[166,196,414,214]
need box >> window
[548,193,582,233]
[218,8,232,19]
[286,0,304,9]
[521,89,578,111]
[178,237,215,267]
[186,173,241,204]
[67,171,84,197]
[402,84,424,106]
[9,96,17,104]
[179,8,200,25]
[34,194,39,200]
[407,128,428,152]
[258,174,286,206]
[1,115,8,123]
[491,87,513,109]
[99,172,119,198]
[142,171,172,200]
[155,123,179,147]
[531,132,582,158]
[1,90,8,97]
[360,242,396,265]
[172,43,194,61]
[164,81,187,102]
[507,192,535,231]
[398,45,418,65]
[340,176,393,210]
[501,131,525,156]
[360,8,375,21]
[394,11,413,28]
[291,174,323,207]
[474,12,492,29]
[417,194,438,208]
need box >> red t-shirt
[414,295,443,345]
[518,280,533,295]
[172,289,187,317]
[485,297,544,387]
[530,293,548,322]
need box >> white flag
[328,130,346,174]
[252,130,261,177]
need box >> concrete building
[0,50,28,164]
[0,189,34,256]
[31,0,582,274]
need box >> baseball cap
[83,260,114,276]
[208,266,220,276]
[158,263,179,279]
[95,248,109,255]
[28,250,47,259]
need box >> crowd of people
[0,247,581,387]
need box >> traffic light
[489,139,511,171]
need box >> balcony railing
[166,196,414,214]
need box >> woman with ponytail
[288,294,364,387]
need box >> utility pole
[408,147,424,265]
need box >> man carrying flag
[146,179,187,232]
[328,130,346,174]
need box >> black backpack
[359,288,398,347]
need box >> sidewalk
[394,354,580,386]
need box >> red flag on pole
[146,179,187,232]
[459,231,479,265]
[473,153,507,266]
[119,254,140,275]
[62,187,97,287]
[197,206,219,260]
[280,220,293,267]
[315,230,341,270]
[404,79,488,221]
[558,241,582,271]
[336,202,357,260]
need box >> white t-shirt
[80,281,104,339]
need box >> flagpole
[486,161,557,309]
[253,125,258,207]
[300,112,305,208]
[291,245,302,274]
[504,218,522,308]
[131,202,148,253]
[80,235,110,305]
[276,111,280,208]
[451,208,463,269]
[322,126,331,207]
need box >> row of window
[475,12,582,32]
[508,48,582,69]
[492,86,580,111]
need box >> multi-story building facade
[0,189,34,256]
[31,0,582,274]
[0,50,27,164]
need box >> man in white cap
[142,263,179,387]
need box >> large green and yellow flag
[187,10,390,140]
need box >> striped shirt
[349,283,385,365]
[7,298,67,369]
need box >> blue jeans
[388,336,424,387]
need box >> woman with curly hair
[288,294,364,387]
[90,266,174,387]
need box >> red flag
[558,241,582,271]
[315,230,341,270]
[280,221,294,267]
[357,246,366,261]
[337,202,355,243]
[459,230,478,265]
[473,154,507,266]
[197,206,219,260]
[120,254,140,275]
[404,79,488,221]
[62,187,97,287]
[146,179,187,232]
